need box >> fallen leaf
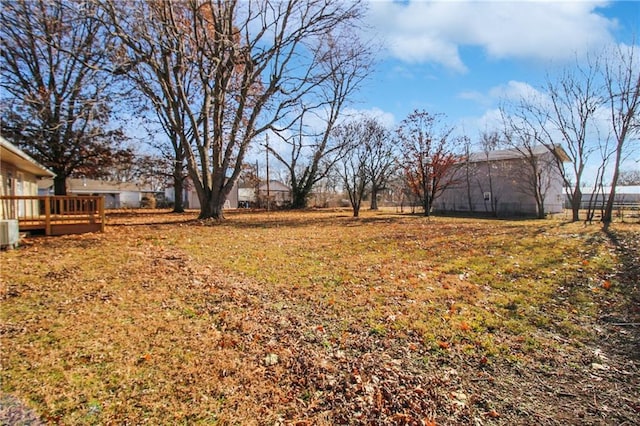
[460,321,470,332]
[602,280,612,290]
[437,340,450,349]
[486,409,500,418]
[264,353,279,366]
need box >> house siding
[433,149,565,217]
[1,141,53,220]
[119,191,141,208]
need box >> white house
[1,136,55,220]
[433,145,569,217]
[257,180,291,207]
[39,178,155,209]
[1,136,55,199]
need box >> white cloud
[488,80,545,103]
[366,0,616,71]
[457,90,489,105]
[456,108,505,139]
[457,80,547,111]
[455,81,549,139]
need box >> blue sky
[356,0,639,140]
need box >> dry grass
[1,209,638,425]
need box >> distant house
[258,180,291,207]
[433,145,569,217]
[573,185,640,209]
[238,184,256,208]
[165,177,239,210]
[1,136,55,220]
[39,178,155,209]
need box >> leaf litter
[1,209,638,425]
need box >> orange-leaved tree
[396,110,461,216]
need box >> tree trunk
[353,203,360,217]
[172,161,185,213]
[602,147,623,224]
[423,197,430,217]
[173,173,185,213]
[53,174,67,196]
[199,195,225,220]
[465,164,474,213]
[290,188,310,209]
[570,188,581,222]
[370,185,379,210]
[535,192,545,219]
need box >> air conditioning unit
[0,220,19,249]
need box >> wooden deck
[0,195,105,236]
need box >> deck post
[44,196,52,236]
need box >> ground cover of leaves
[1,209,638,425]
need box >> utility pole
[265,135,271,211]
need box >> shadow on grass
[602,227,640,359]
[206,210,414,229]
[106,209,198,227]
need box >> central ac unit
[0,219,19,248]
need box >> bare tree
[333,120,370,217]
[396,110,460,217]
[102,150,171,191]
[102,0,368,220]
[112,43,190,213]
[478,130,502,216]
[460,135,475,213]
[618,169,640,185]
[364,119,396,210]
[501,111,559,219]
[331,116,392,216]
[601,43,640,224]
[533,60,604,222]
[1,0,126,194]
[269,31,374,209]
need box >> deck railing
[0,195,105,235]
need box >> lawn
[1,209,638,425]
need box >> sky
[286,0,634,184]
[356,0,639,140]
[249,1,638,183]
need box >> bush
[140,195,156,209]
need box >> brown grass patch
[1,209,638,424]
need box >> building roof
[468,145,570,163]
[258,180,290,192]
[39,178,154,193]
[0,136,56,178]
